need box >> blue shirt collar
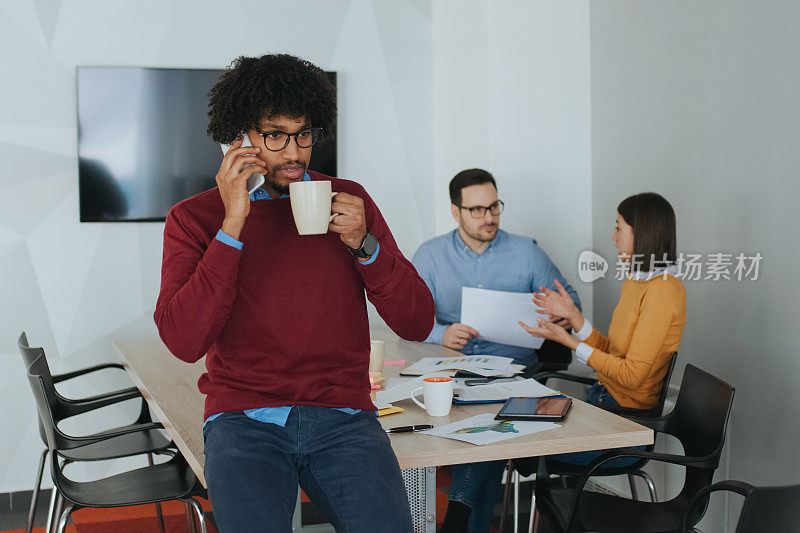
[249,171,311,201]
[451,228,502,257]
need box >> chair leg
[181,497,208,533]
[185,501,198,533]
[26,448,48,533]
[44,488,57,533]
[155,502,166,532]
[513,469,520,533]
[51,493,64,533]
[634,470,658,502]
[628,473,640,501]
[528,487,537,533]
[499,459,515,533]
[292,489,302,531]
[146,453,166,533]
[55,504,75,533]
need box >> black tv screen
[77,67,337,222]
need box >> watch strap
[348,230,377,259]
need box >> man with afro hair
[155,53,434,532]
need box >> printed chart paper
[401,355,517,377]
[421,413,559,445]
[453,378,561,403]
[460,287,545,349]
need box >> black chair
[25,351,208,533]
[499,354,679,532]
[533,351,678,420]
[521,339,573,377]
[17,333,177,532]
[679,480,800,533]
[528,364,735,533]
[534,353,679,502]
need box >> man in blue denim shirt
[411,168,581,532]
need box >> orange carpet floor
[3,469,501,532]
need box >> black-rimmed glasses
[259,127,322,152]
[456,200,505,218]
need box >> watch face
[363,233,378,256]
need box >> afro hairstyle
[207,53,336,145]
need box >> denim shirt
[411,229,581,364]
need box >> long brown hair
[617,192,677,272]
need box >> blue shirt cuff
[357,242,380,266]
[425,321,448,345]
[215,229,243,250]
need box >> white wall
[0,0,437,492]
[433,0,592,310]
[590,1,800,531]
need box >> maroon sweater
[154,173,434,419]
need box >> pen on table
[385,425,433,434]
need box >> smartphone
[220,134,265,195]
[494,395,573,421]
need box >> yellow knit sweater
[584,274,686,409]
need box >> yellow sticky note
[377,406,404,417]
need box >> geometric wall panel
[0,0,436,492]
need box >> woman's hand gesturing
[518,319,578,350]
[532,279,583,330]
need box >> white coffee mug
[289,180,337,235]
[411,376,454,417]
[369,340,385,373]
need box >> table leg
[401,467,436,533]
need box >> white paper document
[460,287,545,349]
[386,377,479,390]
[453,378,561,403]
[401,355,518,377]
[373,399,393,410]
[376,376,430,404]
[421,412,559,446]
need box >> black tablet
[494,395,572,421]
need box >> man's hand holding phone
[216,135,267,240]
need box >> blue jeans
[449,460,506,533]
[548,383,642,467]
[203,407,412,533]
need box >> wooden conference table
[115,331,652,530]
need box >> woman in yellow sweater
[522,191,685,426]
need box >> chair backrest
[18,332,46,370]
[659,364,734,526]
[652,351,678,417]
[680,480,800,532]
[735,483,800,532]
[536,339,572,369]
[21,337,94,452]
[18,332,57,445]
[665,364,734,464]
[25,353,67,452]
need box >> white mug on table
[289,180,337,235]
[411,376,453,417]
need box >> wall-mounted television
[77,66,337,222]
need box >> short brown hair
[617,192,677,272]
[449,169,497,205]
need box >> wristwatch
[347,230,379,259]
